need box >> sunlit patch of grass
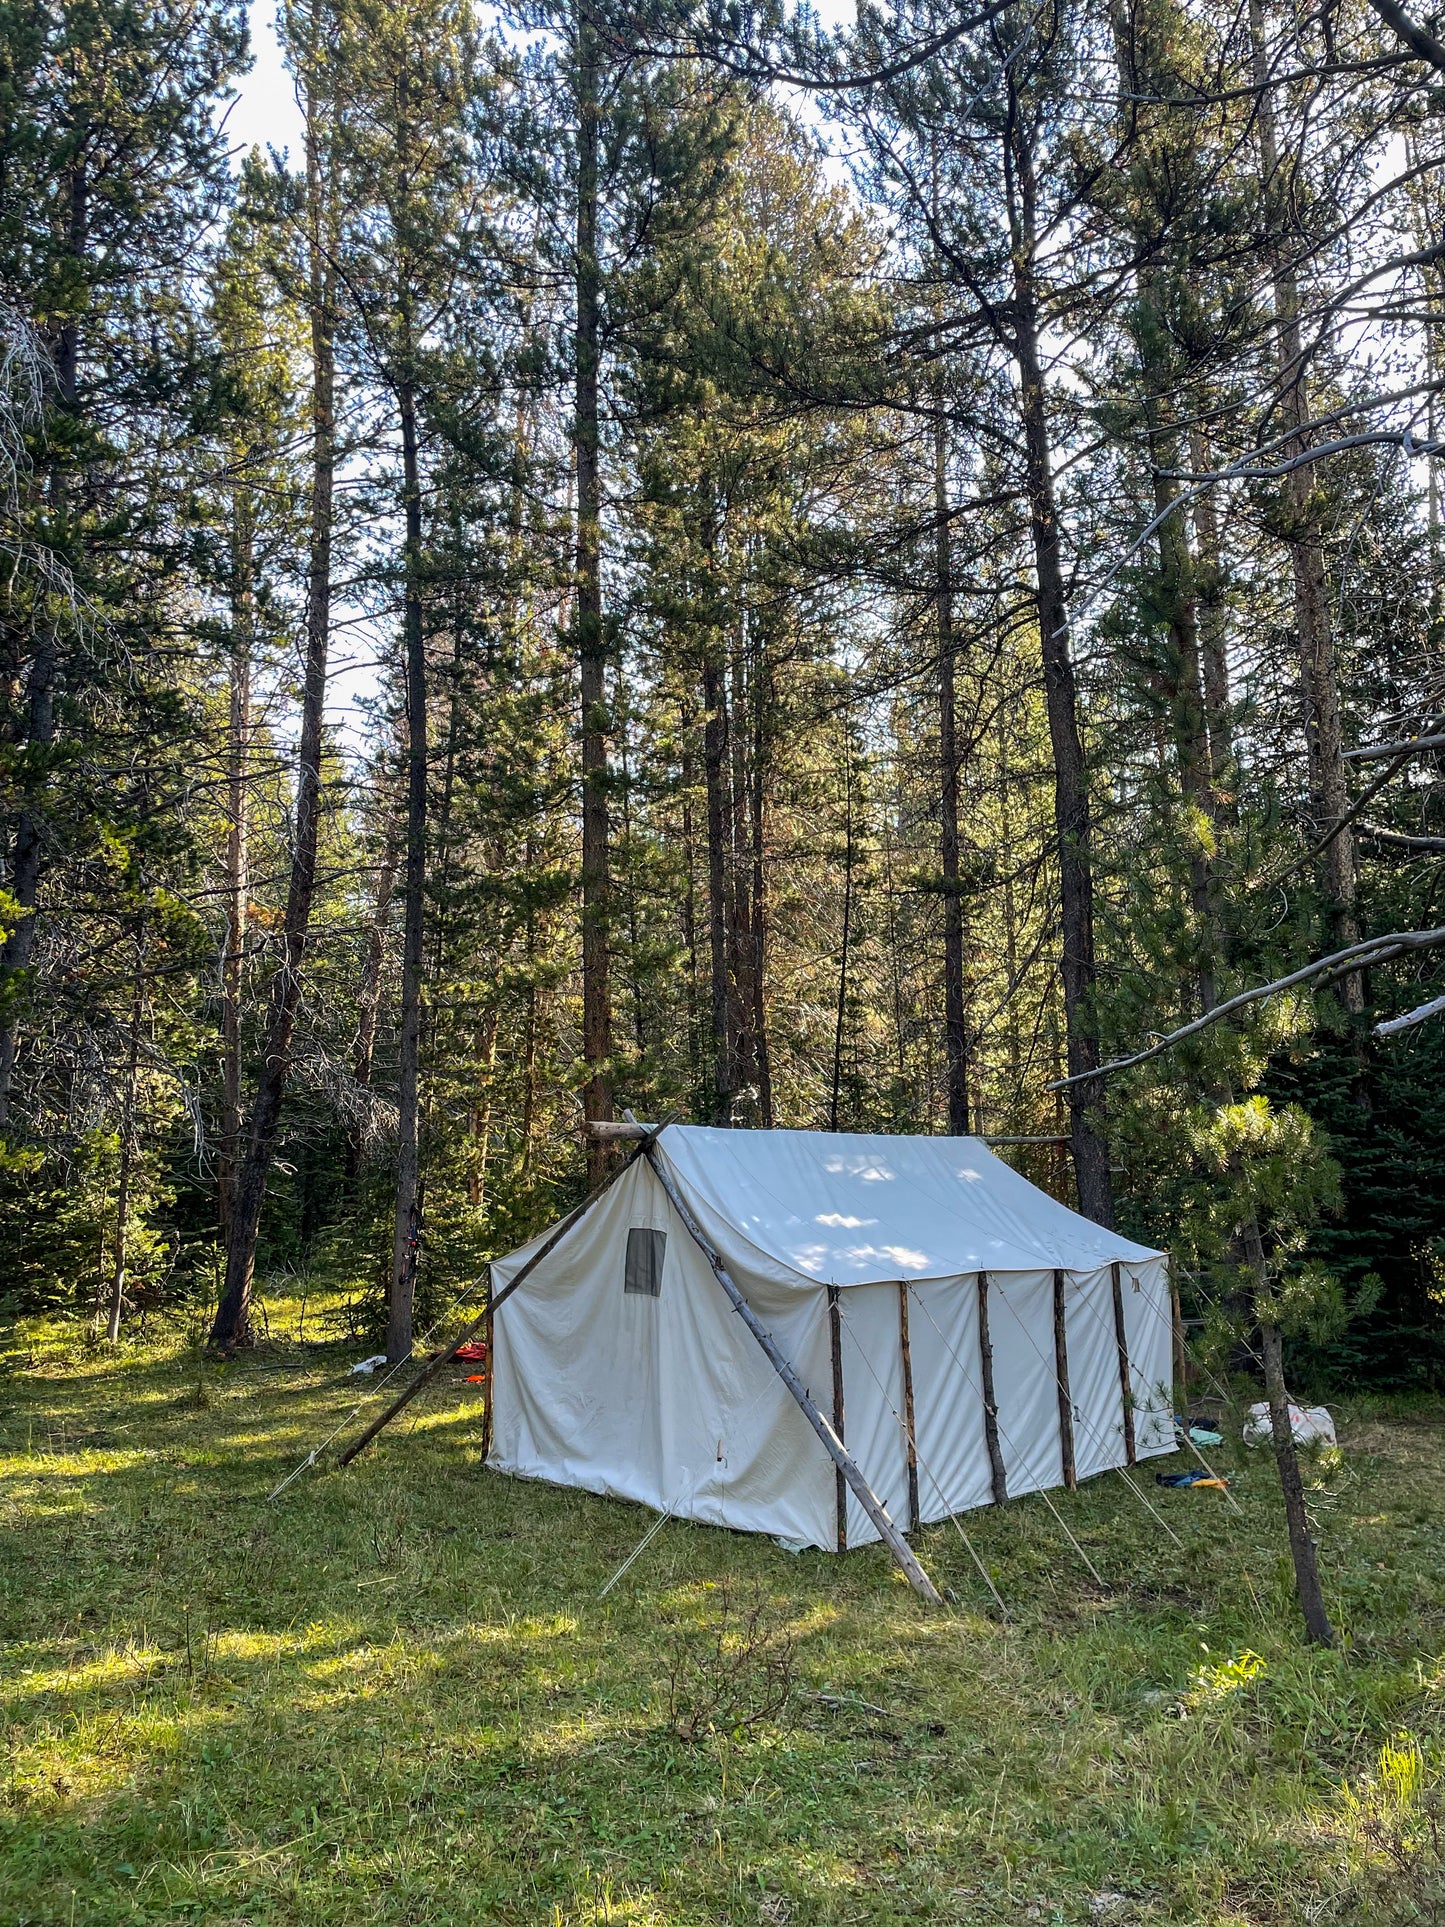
[1,1311,1443,1922]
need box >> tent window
[624,1227,666,1297]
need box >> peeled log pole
[645,1149,942,1604]
[899,1283,920,1530]
[977,1273,1009,1506]
[1110,1262,1137,1466]
[827,1285,847,1552]
[1052,1270,1076,1491]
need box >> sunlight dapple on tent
[483,1125,1173,1591]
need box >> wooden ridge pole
[644,1148,943,1606]
[337,1134,655,1468]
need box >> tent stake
[337,1136,657,1468]
[644,1149,943,1606]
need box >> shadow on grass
[1,1324,1443,1924]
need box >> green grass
[2,1301,1442,1926]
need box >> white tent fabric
[488,1127,1173,1551]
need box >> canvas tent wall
[487,1127,1173,1551]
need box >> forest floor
[2,1299,1443,1927]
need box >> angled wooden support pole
[337,1134,656,1468]
[644,1148,943,1606]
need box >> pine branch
[1364,0,1445,72]
[1047,930,1445,1089]
[1375,994,1445,1037]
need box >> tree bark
[1188,424,1236,797]
[1006,102,1113,1226]
[350,817,399,1169]
[0,160,84,1119]
[831,711,855,1132]
[0,628,57,1120]
[219,537,252,1241]
[575,2,613,1177]
[749,659,773,1127]
[1248,0,1360,1000]
[936,381,971,1134]
[387,358,427,1364]
[1258,1316,1336,1645]
[209,78,335,1350]
[702,644,733,1124]
[727,629,757,1113]
[106,950,143,1343]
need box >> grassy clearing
[2,1300,1442,1926]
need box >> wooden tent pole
[337,1135,655,1468]
[977,1272,1009,1506]
[1110,1262,1137,1467]
[898,1282,920,1531]
[826,1286,848,1551]
[1052,1270,1077,1491]
[644,1148,943,1606]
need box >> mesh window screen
[624,1227,666,1296]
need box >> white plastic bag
[350,1353,389,1377]
[1242,1400,1336,1449]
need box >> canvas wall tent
[487,1126,1174,1555]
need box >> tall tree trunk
[0,160,85,1119]
[1188,424,1236,796]
[0,627,57,1119]
[209,85,335,1350]
[219,530,252,1241]
[727,627,757,1114]
[935,389,971,1134]
[996,730,1024,1096]
[1103,0,1222,1022]
[702,646,733,1125]
[106,948,143,1343]
[1248,0,1360,1000]
[387,357,428,1365]
[1258,1318,1335,1645]
[1006,104,1113,1225]
[350,820,399,1173]
[679,707,703,1111]
[831,713,855,1133]
[615,661,647,1056]
[575,3,613,1176]
[750,660,773,1128]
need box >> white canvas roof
[653,1125,1163,1286]
[487,1126,1175,1556]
